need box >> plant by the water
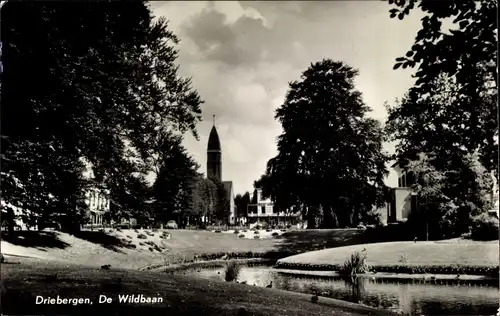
[224,260,241,282]
[339,251,370,276]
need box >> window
[406,172,414,186]
[398,177,402,187]
[402,173,407,187]
[261,206,265,214]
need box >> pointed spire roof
[208,114,221,151]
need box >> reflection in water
[174,266,499,315]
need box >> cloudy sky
[150,1,425,195]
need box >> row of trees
[255,1,498,237]
[1,2,230,233]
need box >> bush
[266,229,272,232]
[253,235,260,239]
[126,235,132,239]
[238,234,245,238]
[214,230,222,233]
[339,251,369,276]
[271,232,279,237]
[224,261,241,282]
[286,224,292,229]
[254,231,259,234]
[470,213,499,241]
[137,233,147,239]
[234,230,239,234]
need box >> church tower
[207,114,222,181]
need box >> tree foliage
[152,132,200,224]
[1,2,203,231]
[191,177,218,225]
[386,0,498,175]
[257,59,389,228]
[234,192,251,219]
[209,176,230,224]
[406,152,493,239]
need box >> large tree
[152,131,200,225]
[257,59,389,228]
[1,2,203,231]
[209,176,230,225]
[386,0,498,177]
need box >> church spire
[213,114,216,126]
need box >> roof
[207,125,221,151]
[223,181,233,201]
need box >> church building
[207,115,237,225]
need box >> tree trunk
[322,204,335,228]
[306,205,316,229]
[7,208,15,236]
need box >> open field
[1,226,410,270]
[277,240,499,268]
[0,257,395,316]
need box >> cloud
[149,1,425,194]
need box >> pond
[171,265,499,315]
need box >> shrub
[224,261,241,282]
[139,242,145,246]
[253,235,259,239]
[254,231,259,234]
[126,235,132,239]
[286,224,292,229]
[214,230,222,233]
[470,213,499,241]
[271,232,279,237]
[137,233,147,239]
[339,251,369,276]
[234,230,239,234]
[266,229,272,232]
[238,234,245,238]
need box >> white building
[387,161,417,223]
[247,188,300,226]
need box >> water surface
[173,265,499,315]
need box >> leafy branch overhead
[386,0,498,176]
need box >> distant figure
[414,237,417,243]
[101,264,111,270]
[266,281,272,288]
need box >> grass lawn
[0,257,395,316]
[0,227,400,270]
[277,240,499,268]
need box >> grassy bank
[0,226,409,270]
[276,240,499,276]
[0,257,395,316]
